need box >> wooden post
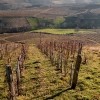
[39,32,42,50]
[51,42,54,65]
[6,65,16,100]
[70,63,74,85]
[16,58,21,95]
[56,45,60,70]
[60,43,63,73]
[63,50,69,76]
[18,56,23,76]
[71,43,82,89]
[5,44,8,56]
[49,42,52,60]
[0,50,3,60]
[82,54,87,65]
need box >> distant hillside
[0,1,100,33]
[0,17,31,33]
[61,12,100,29]
[0,3,10,10]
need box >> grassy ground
[17,45,100,100]
[34,29,96,34]
[0,60,7,100]
[54,46,100,100]
[0,44,100,100]
[17,44,70,100]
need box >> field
[0,4,100,18]
[0,4,100,33]
[34,29,77,34]
[0,6,78,18]
[0,31,100,100]
[34,29,96,34]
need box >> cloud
[51,0,93,4]
[75,0,92,3]
[0,0,99,6]
[51,0,75,4]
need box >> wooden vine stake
[71,43,82,89]
[16,57,21,95]
[6,65,16,100]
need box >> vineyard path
[19,44,70,99]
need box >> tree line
[28,12,100,30]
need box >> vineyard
[0,42,28,99]
[0,32,100,100]
[0,2,100,100]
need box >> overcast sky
[52,0,92,4]
[0,0,99,10]
[0,0,100,5]
[28,0,100,4]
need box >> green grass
[34,29,76,34]
[0,60,7,100]
[17,45,100,100]
[34,28,96,34]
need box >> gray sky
[0,0,99,10]
[51,0,100,4]
[52,0,91,4]
[0,0,100,5]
